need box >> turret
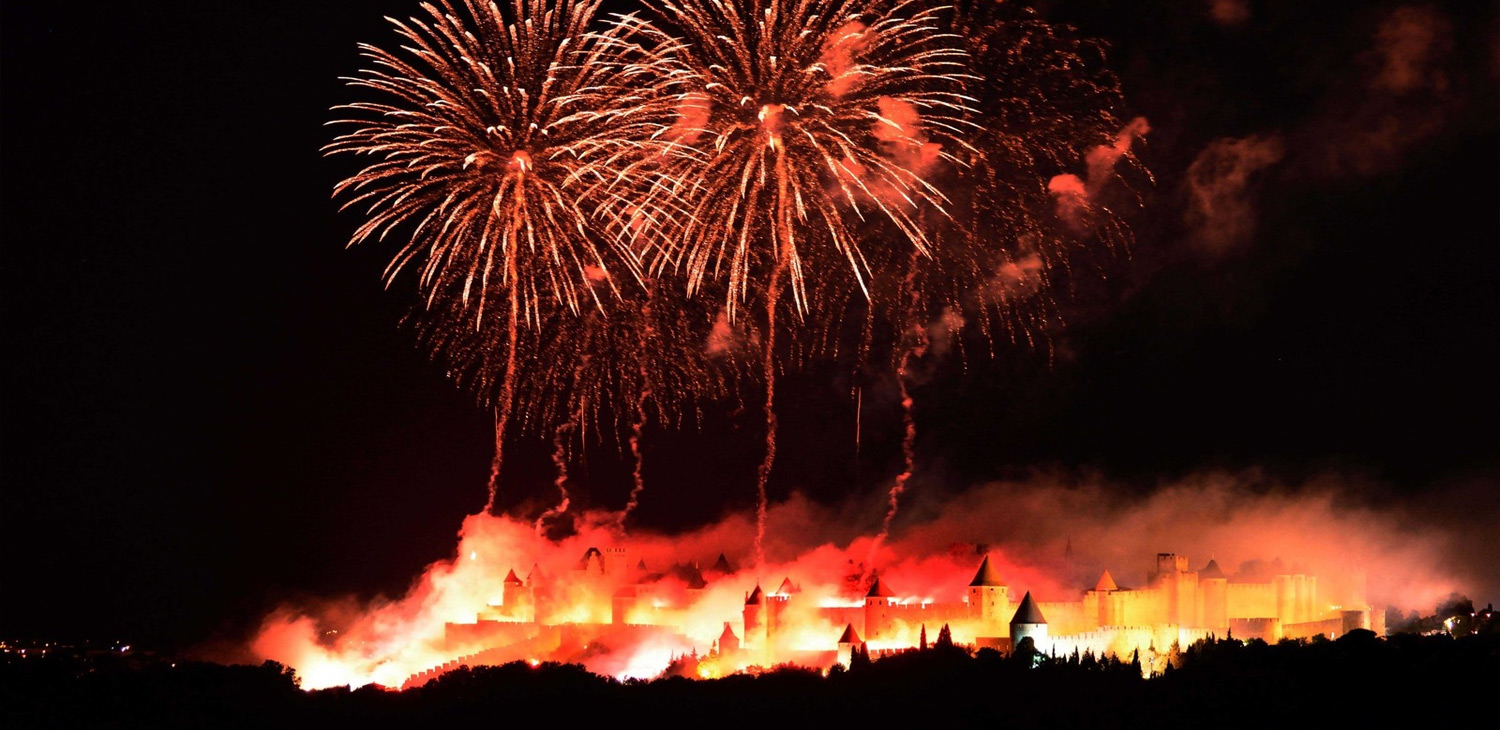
[768,577,796,640]
[836,624,864,668]
[524,563,547,620]
[502,568,532,620]
[1198,559,1228,631]
[864,577,896,640]
[708,553,734,576]
[577,547,605,576]
[719,622,740,657]
[1009,591,1049,654]
[1151,553,1197,625]
[743,585,766,645]
[1274,574,1294,628]
[967,555,1010,633]
[603,547,627,576]
[612,586,638,625]
[1092,570,1119,627]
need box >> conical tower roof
[776,577,800,595]
[837,623,862,644]
[1200,559,1226,580]
[720,622,738,642]
[504,568,523,585]
[710,553,733,574]
[1094,570,1118,592]
[746,585,764,605]
[865,577,895,598]
[1010,591,1048,625]
[969,555,1007,587]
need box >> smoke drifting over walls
[1184,135,1284,255]
[247,469,1490,689]
[889,473,1484,611]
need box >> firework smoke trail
[629,0,974,565]
[536,418,575,535]
[620,385,650,528]
[537,321,598,534]
[484,298,518,514]
[752,261,787,568]
[865,252,925,571]
[618,289,655,530]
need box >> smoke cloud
[1206,0,1250,26]
[1184,135,1285,255]
[1312,5,1455,177]
[666,92,712,146]
[821,21,870,98]
[873,96,944,177]
[246,469,1489,689]
[1049,117,1150,229]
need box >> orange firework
[634,0,977,313]
[847,3,1151,572]
[915,1,1150,356]
[623,0,977,565]
[326,0,680,511]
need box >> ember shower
[250,0,1456,691]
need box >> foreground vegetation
[5,627,1495,728]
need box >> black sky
[3,1,1497,649]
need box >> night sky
[3,1,1497,650]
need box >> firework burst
[326,0,681,510]
[846,2,1151,570]
[622,0,977,564]
[636,0,978,313]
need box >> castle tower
[708,553,734,577]
[577,547,605,577]
[524,563,547,621]
[1198,559,1229,632]
[611,586,637,625]
[1092,569,1119,627]
[767,577,795,640]
[502,568,532,621]
[719,622,740,659]
[603,546,630,577]
[743,585,766,645]
[1274,574,1294,627]
[836,624,864,668]
[1293,573,1309,623]
[1010,591,1049,655]
[1151,553,1198,626]
[967,555,1010,634]
[864,577,897,641]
